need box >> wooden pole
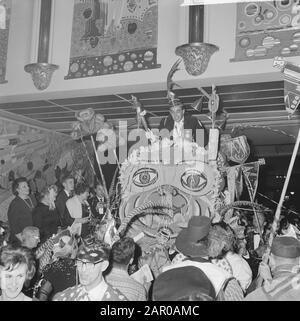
[90,135,109,199]
[258,128,300,286]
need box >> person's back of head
[152,266,216,301]
[207,222,236,259]
[269,236,300,270]
[111,237,135,269]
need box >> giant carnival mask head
[118,139,224,276]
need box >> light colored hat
[271,236,300,258]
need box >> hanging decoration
[232,1,300,62]
[241,159,265,202]
[0,0,11,84]
[220,135,250,164]
[231,123,297,140]
[65,0,160,79]
[273,56,300,116]
[226,166,243,203]
[224,158,265,206]
[71,108,113,197]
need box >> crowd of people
[0,175,300,301]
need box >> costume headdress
[77,237,110,263]
[167,59,184,110]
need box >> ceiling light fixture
[176,3,219,76]
[24,0,59,90]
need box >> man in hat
[53,238,127,301]
[158,100,207,146]
[244,236,300,301]
[153,216,244,300]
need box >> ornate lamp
[24,0,58,90]
[176,4,218,76]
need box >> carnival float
[67,50,300,278]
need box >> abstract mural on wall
[0,0,11,84]
[0,119,95,221]
[65,0,160,79]
[231,0,300,62]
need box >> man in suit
[88,182,106,221]
[158,100,207,147]
[55,175,74,228]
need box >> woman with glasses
[32,185,61,243]
[7,177,37,243]
[0,245,36,301]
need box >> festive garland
[219,201,269,218]
[231,124,296,140]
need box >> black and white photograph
[0,0,300,307]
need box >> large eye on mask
[133,168,158,187]
[181,170,207,192]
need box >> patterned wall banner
[65,0,160,79]
[0,0,11,84]
[231,1,300,62]
[0,119,95,222]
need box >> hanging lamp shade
[175,42,219,76]
[24,62,58,91]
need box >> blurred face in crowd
[48,186,58,203]
[22,231,40,249]
[0,264,27,300]
[95,185,105,199]
[16,182,30,198]
[80,190,89,202]
[63,178,74,193]
[76,259,108,291]
[170,105,184,123]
